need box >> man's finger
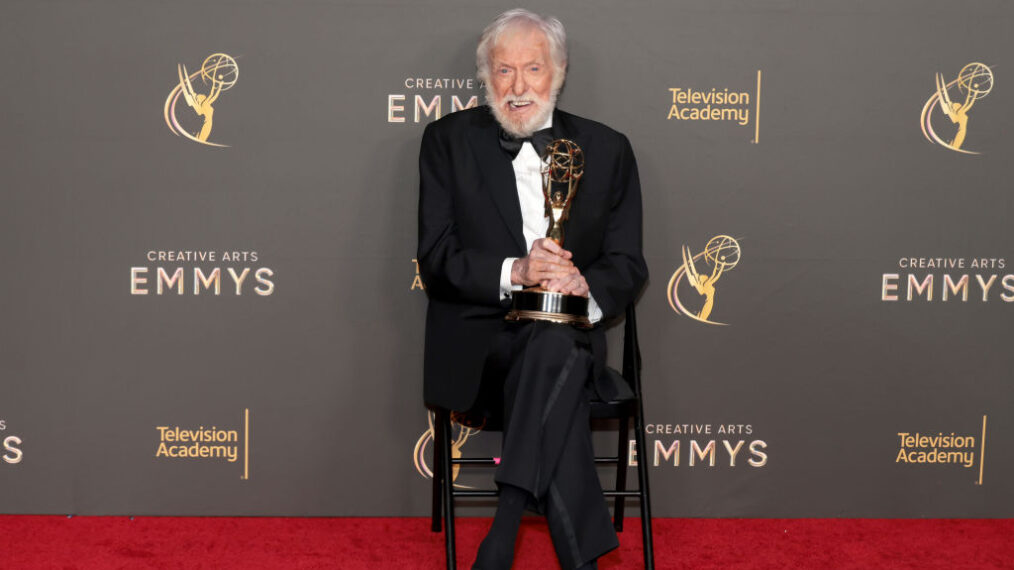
[528,261,573,280]
[565,281,589,296]
[531,249,573,265]
[533,238,573,260]
[540,269,577,283]
[544,274,575,292]
[530,245,571,263]
[558,277,580,295]
[532,259,575,275]
[550,274,589,297]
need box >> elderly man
[417,8,647,569]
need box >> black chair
[430,305,654,569]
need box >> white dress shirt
[497,114,603,323]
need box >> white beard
[487,86,558,138]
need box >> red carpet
[1,516,1011,569]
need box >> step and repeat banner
[1,1,1011,517]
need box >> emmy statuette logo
[413,412,485,487]
[667,235,742,325]
[164,53,239,147]
[920,62,994,154]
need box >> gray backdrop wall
[1,0,1012,517]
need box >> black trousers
[479,320,619,569]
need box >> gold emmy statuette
[936,63,993,150]
[506,139,591,327]
[165,53,239,147]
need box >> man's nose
[512,75,527,96]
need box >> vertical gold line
[754,70,762,143]
[978,414,986,485]
[244,408,250,480]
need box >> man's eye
[499,68,510,74]
[530,66,540,72]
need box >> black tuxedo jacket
[417,106,647,411]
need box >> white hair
[476,8,568,91]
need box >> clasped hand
[510,238,589,297]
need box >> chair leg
[440,410,457,570]
[613,415,630,532]
[633,405,654,569]
[431,410,444,533]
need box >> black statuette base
[505,289,592,328]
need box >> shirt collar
[539,111,553,131]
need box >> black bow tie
[498,127,555,160]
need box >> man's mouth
[508,100,533,110]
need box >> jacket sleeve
[582,134,649,320]
[417,122,506,308]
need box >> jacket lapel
[550,108,571,143]
[469,111,527,255]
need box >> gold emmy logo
[164,53,239,147]
[920,62,994,154]
[667,235,741,325]
[413,412,484,487]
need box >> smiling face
[486,25,559,138]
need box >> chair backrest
[621,304,643,399]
